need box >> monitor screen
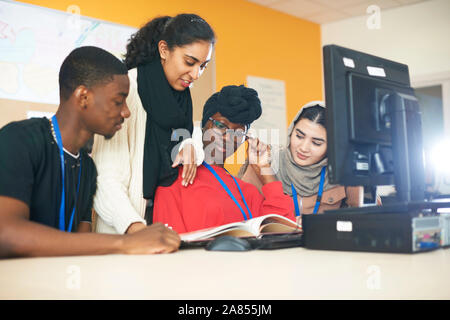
[323,45,425,203]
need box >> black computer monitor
[323,45,425,204]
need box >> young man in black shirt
[0,46,180,258]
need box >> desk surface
[1,247,449,299]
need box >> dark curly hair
[202,85,262,128]
[124,14,216,70]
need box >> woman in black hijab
[92,14,216,235]
[152,85,298,234]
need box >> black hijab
[137,58,193,200]
[201,85,262,128]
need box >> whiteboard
[0,0,137,105]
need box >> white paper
[246,76,287,147]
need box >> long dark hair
[124,14,216,70]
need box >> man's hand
[0,196,180,258]
[121,223,181,254]
[172,143,197,187]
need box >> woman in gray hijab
[239,101,361,223]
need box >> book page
[180,221,250,241]
[259,223,300,234]
[216,229,255,238]
[242,215,272,235]
[179,214,300,241]
[258,215,301,234]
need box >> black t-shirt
[0,118,97,232]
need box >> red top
[153,165,296,234]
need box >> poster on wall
[0,1,137,105]
[246,75,287,148]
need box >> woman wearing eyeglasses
[91,14,216,234]
[152,85,297,234]
[239,101,362,225]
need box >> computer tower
[303,211,441,253]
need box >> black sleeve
[0,123,35,206]
[80,157,97,223]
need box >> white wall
[321,0,450,136]
[321,0,450,194]
[321,0,450,81]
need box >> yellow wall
[19,0,323,173]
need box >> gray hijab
[273,101,336,197]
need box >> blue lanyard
[51,115,82,232]
[202,162,253,221]
[292,166,326,217]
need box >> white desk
[0,247,449,299]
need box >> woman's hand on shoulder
[172,143,197,187]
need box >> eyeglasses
[209,117,248,143]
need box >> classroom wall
[18,0,323,173]
[321,0,450,81]
[321,0,450,140]
[19,0,323,126]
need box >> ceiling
[246,0,430,24]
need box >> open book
[180,214,301,242]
